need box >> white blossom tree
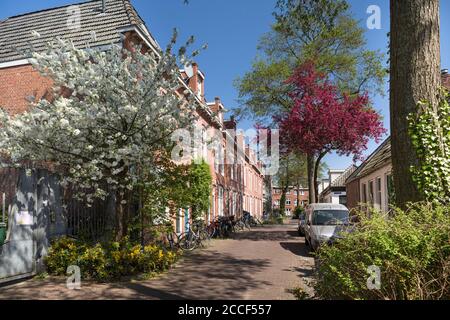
[0,34,199,240]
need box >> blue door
[184,208,190,233]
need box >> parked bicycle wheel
[235,220,246,231]
[206,223,218,238]
[179,232,197,251]
[198,229,211,247]
[166,232,182,250]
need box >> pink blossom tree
[277,62,386,202]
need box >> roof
[273,186,308,190]
[346,137,391,183]
[319,165,357,197]
[307,203,348,211]
[330,165,357,187]
[0,0,156,64]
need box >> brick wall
[443,73,450,90]
[272,187,309,215]
[345,178,360,211]
[0,64,53,114]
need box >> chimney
[187,63,199,94]
[236,132,246,164]
[224,116,237,130]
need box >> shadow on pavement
[231,228,299,242]
[279,241,313,258]
[0,250,272,300]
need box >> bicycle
[156,231,182,251]
[179,222,211,251]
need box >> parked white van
[304,203,350,251]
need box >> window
[376,177,382,208]
[294,199,298,206]
[213,151,218,173]
[286,199,291,206]
[362,183,367,203]
[212,189,215,218]
[386,174,394,206]
[202,127,207,159]
[218,187,224,216]
[312,210,349,225]
[369,181,374,206]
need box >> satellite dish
[184,64,194,78]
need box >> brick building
[272,186,309,216]
[0,0,264,235]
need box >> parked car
[304,203,350,251]
[297,212,306,236]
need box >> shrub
[45,237,181,281]
[293,206,305,219]
[263,215,284,225]
[314,203,450,300]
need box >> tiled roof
[0,0,150,64]
[330,165,357,187]
[346,137,391,183]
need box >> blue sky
[1,0,449,170]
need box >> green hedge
[314,203,450,300]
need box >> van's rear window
[312,210,349,225]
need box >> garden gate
[0,169,67,284]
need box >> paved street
[0,220,315,300]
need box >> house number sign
[16,211,33,226]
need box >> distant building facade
[345,137,393,213]
[319,166,357,206]
[272,186,309,215]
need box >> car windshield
[312,210,349,226]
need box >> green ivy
[186,160,213,221]
[408,90,450,204]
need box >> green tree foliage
[408,90,450,204]
[138,158,212,231]
[234,0,386,121]
[186,160,213,220]
[275,152,307,215]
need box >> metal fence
[64,191,112,242]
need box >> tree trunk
[296,184,300,208]
[115,190,130,241]
[265,175,274,217]
[307,155,316,204]
[313,152,327,203]
[280,189,287,216]
[390,0,441,208]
